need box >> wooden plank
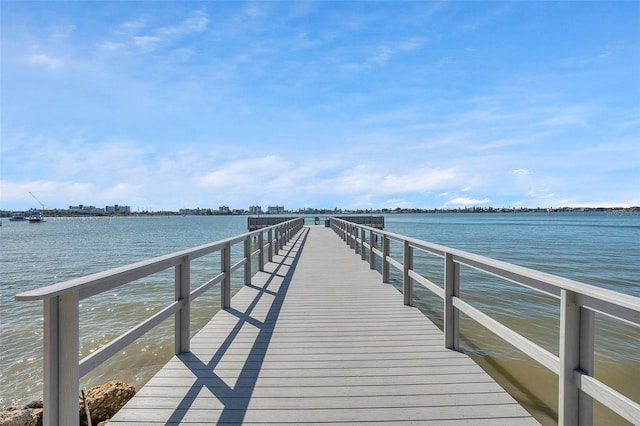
[110,227,538,425]
[134,381,507,398]
[112,405,538,424]
[117,392,521,410]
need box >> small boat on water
[28,212,45,223]
[9,214,27,221]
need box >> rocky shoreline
[0,381,135,426]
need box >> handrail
[329,217,640,426]
[15,217,304,426]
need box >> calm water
[1,213,638,424]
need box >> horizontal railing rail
[330,217,640,426]
[247,215,298,230]
[16,218,304,426]
[334,215,385,229]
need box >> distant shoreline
[1,206,638,218]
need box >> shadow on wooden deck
[165,228,309,424]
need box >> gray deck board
[109,226,538,425]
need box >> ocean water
[0,213,637,425]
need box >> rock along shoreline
[0,380,135,426]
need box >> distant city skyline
[1,2,638,211]
[2,202,636,215]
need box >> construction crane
[29,192,46,210]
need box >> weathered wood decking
[109,226,538,425]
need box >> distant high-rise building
[249,205,262,215]
[267,206,285,214]
[105,204,131,214]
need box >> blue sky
[1,1,639,211]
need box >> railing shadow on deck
[166,228,309,424]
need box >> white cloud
[159,10,209,35]
[318,166,462,197]
[511,169,532,176]
[194,155,293,191]
[446,197,491,206]
[2,180,96,208]
[538,107,588,128]
[244,3,267,18]
[118,19,147,34]
[98,41,125,51]
[27,54,62,69]
[99,10,210,54]
[527,190,555,199]
[397,37,426,51]
[133,36,162,50]
[384,198,412,208]
[345,37,426,71]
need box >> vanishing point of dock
[109,226,536,424]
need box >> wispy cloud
[344,37,426,70]
[446,197,491,206]
[159,11,209,35]
[511,169,532,176]
[98,10,210,53]
[27,54,62,69]
[455,4,511,32]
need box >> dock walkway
[109,226,538,425]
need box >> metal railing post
[221,242,231,309]
[559,289,594,425]
[268,228,273,262]
[579,309,595,425]
[283,225,288,246]
[369,230,376,270]
[43,292,80,426]
[258,231,265,272]
[279,227,284,251]
[361,227,366,260]
[244,236,252,285]
[345,223,349,245]
[382,235,390,282]
[350,225,356,249]
[403,240,413,306]
[175,256,190,354]
[444,252,460,350]
[559,289,579,426]
[43,298,59,426]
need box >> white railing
[15,218,304,426]
[330,217,640,426]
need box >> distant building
[69,205,106,215]
[219,206,231,214]
[267,206,285,214]
[105,204,131,214]
[249,205,262,215]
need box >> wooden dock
[109,226,538,425]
